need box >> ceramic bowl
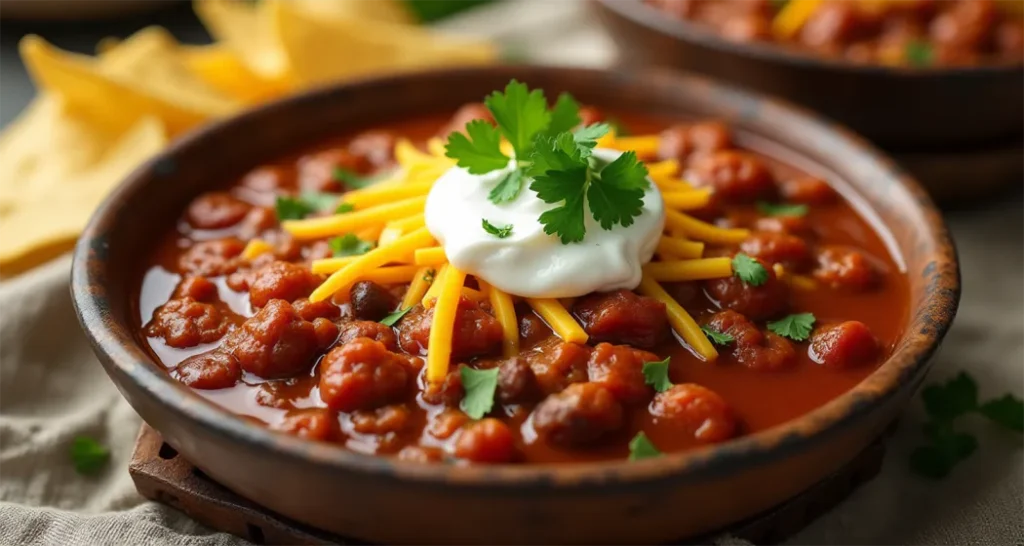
[72,66,959,544]
[592,0,1024,151]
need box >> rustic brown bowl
[592,0,1024,151]
[71,66,959,544]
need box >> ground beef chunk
[739,232,811,271]
[573,290,669,348]
[174,276,218,302]
[185,192,252,230]
[518,310,550,347]
[318,337,415,412]
[351,404,411,435]
[336,320,398,351]
[705,257,789,321]
[532,383,624,447]
[178,238,245,277]
[688,150,775,203]
[396,297,503,360]
[809,321,880,369]
[650,384,738,443]
[145,297,230,348]
[240,165,291,193]
[248,260,321,308]
[271,409,339,442]
[170,351,240,390]
[422,363,467,407]
[781,176,836,204]
[347,130,396,169]
[658,121,732,161]
[478,356,540,404]
[929,0,995,52]
[586,343,660,405]
[813,246,881,291]
[427,408,470,440]
[523,337,591,395]
[705,310,797,371]
[223,300,331,379]
[455,419,517,464]
[350,281,400,321]
[292,298,341,322]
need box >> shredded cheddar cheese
[359,265,420,285]
[310,256,359,275]
[426,265,468,382]
[664,209,750,244]
[772,0,822,39]
[661,189,713,210]
[527,298,588,344]
[774,264,818,291]
[308,227,435,302]
[643,258,733,282]
[656,236,705,260]
[637,274,718,361]
[402,266,435,309]
[341,180,434,209]
[413,246,448,267]
[421,264,449,307]
[240,238,273,261]
[645,159,678,179]
[479,280,519,358]
[608,135,660,158]
[283,196,427,240]
[377,225,404,247]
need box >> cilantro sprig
[732,253,768,286]
[767,313,816,341]
[328,234,373,257]
[481,219,513,239]
[380,306,412,327]
[71,436,109,475]
[628,432,662,461]
[460,366,500,419]
[275,192,342,221]
[701,325,735,346]
[757,201,808,217]
[911,372,1023,479]
[444,79,650,244]
[641,357,673,393]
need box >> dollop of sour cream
[424,149,665,299]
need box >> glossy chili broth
[136,110,909,464]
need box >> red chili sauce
[135,105,909,464]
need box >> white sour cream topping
[424,148,665,299]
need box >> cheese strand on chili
[426,265,468,382]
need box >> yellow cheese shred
[342,180,433,210]
[773,264,818,291]
[282,196,427,240]
[479,280,519,358]
[645,159,679,179]
[637,274,718,362]
[240,238,274,261]
[426,137,446,157]
[656,236,705,260]
[661,189,713,210]
[664,209,750,244]
[772,0,822,39]
[527,298,588,344]
[643,258,733,282]
[402,266,436,309]
[377,225,404,248]
[608,135,660,158]
[413,247,448,266]
[310,256,359,275]
[359,265,420,285]
[395,138,450,169]
[460,286,486,302]
[388,213,426,232]
[421,264,449,307]
[426,265,468,382]
[309,227,435,302]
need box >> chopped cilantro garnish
[485,79,551,158]
[380,307,412,327]
[488,169,524,203]
[71,436,109,475]
[905,40,933,67]
[460,367,500,419]
[531,166,589,243]
[332,168,385,189]
[701,325,735,346]
[481,219,514,238]
[766,313,815,341]
[628,432,662,461]
[275,192,343,220]
[641,357,673,393]
[544,93,582,137]
[335,202,355,214]
[732,253,768,286]
[444,119,510,174]
[328,234,373,257]
[756,201,808,217]
[587,150,648,230]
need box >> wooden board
[130,424,887,545]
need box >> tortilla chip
[270,0,496,87]
[21,31,239,136]
[290,0,414,25]
[193,0,291,82]
[0,106,166,277]
[182,44,289,105]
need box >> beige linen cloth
[1,2,1022,544]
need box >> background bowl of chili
[592,0,1024,152]
[71,65,959,544]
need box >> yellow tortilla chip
[0,107,166,277]
[21,31,239,136]
[270,0,496,87]
[290,0,414,25]
[193,0,291,82]
[182,44,289,105]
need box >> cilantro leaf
[71,436,109,475]
[488,169,524,203]
[979,394,1024,432]
[300,192,341,212]
[380,307,412,327]
[328,234,373,257]
[531,167,589,244]
[905,40,933,67]
[484,79,550,158]
[332,168,385,189]
[573,123,611,158]
[588,151,648,230]
[545,92,582,136]
[275,196,312,221]
[460,367,500,419]
[767,313,815,341]
[641,357,673,393]
[911,421,978,479]
[732,253,768,286]
[335,202,355,214]
[529,133,587,177]
[628,432,662,461]
[701,325,735,346]
[481,219,514,239]
[756,201,809,217]
[922,372,979,423]
[445,119,510,174]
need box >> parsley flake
[766,313,816,341]
[481,219,514,238]
[732,253,768,286]
[628,432,662,461]
[380,307,412,327]
[641,357,673,393]
[328,234,373,257]
[756,201,809,217]
[460,367,500,419]
[71,436,109,475]
[445,119,510,174]
[701,325,735,346]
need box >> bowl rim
[72,64,960,487]
[595,0,1024,77]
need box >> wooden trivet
[131,423,887,545]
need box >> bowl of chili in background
[592,0,1024,153]
[71,66,959,544]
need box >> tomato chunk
[319,337,416,412]
[809,321,880,369]
[171,351,240,390]
[573,289,669,348]
[532,383,624,447]
[586,343,660,405]
[650,384,738,443]
[455,418,518,464]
